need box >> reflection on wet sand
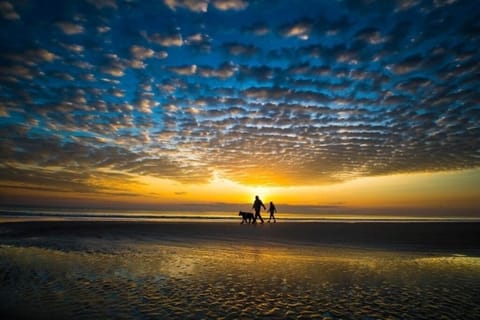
[1,243,480,319]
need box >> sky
[0,0,479,215]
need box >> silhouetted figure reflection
[268,201,277,223]
[252,195,266,224]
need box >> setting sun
[0,0,478,218]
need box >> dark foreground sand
[1,220,480,253]
[1,220,480,319]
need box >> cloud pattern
[0,0,479,195]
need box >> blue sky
[0,0,479,208]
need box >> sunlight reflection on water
[1,243,480,319]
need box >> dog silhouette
[238,211,254,224]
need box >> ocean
[1,206,479,223]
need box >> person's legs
[258,212,264,223]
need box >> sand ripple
[1,244,480,319]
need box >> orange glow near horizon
[3,168,478,213]
[1,1,479,219]
[136,168,480,210]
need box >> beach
[1,220,480,319]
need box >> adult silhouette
[252,195,266,224]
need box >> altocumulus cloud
[0,0,479,193]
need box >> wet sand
[1,220,480,253]
[1,220,480,319]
